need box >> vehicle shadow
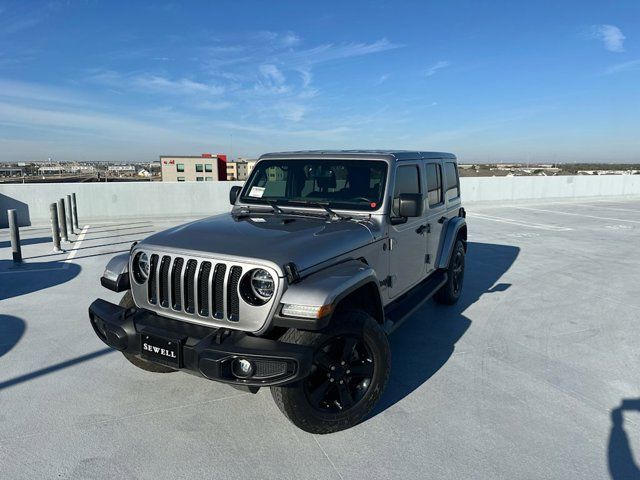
[608,398,640,479]
[372,241,520,416]
[0,260,81,301]
[0,315,26,357]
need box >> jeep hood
[140,213,375,274]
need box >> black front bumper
[89,298,313,387]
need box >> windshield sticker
[370,202,377,208]
[249,186,265,198]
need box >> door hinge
[380,275,394,288]
[425,254,431,264]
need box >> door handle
[438,216,447,224]
[416,224,427,235]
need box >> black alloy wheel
[305,334,375,413]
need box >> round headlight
[133,251,150,283]
[250,269,274,300]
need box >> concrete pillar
[8,209,22,263]
[57,199,68,242]
[49,203,63,253]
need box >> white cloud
[592,24,625,52]
[604,58,640,75]
[88,70,225,96]
[425,60,450,77]
[132,75,224,95]
[259,64,285,85]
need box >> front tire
[118,291,177,373]
[434,239,465,305]
[271,310,390,434]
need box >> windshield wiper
[286,200,351,221]
[264,199,284,214]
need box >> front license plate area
[140,333,181,367]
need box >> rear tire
[119,291,177,373]
[434,239,465,305]
[271,310,390,434]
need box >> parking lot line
[64,225,90,263]
[468,213,572,231]
[512,206,640,224]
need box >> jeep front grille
[133,251,279,332]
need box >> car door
[388,162,427,299]
[424,161,446,274]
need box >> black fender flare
[436,217,467,269]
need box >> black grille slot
[227,266,242,321]
[147,254,159,304]
[171,257,184,310]
[184,259,198,313]
[212,264,226,319]
[198,261,212,316]
[158,256,171,307]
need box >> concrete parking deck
[1,198,639,479]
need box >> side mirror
[396,193,423,219]
[229,185,241,205]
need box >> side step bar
[383,270,448,334]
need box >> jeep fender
[274,259,382,330]
[436,216,467,270]
[101,253,131,292]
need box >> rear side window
[426,164,443,207]
[392,165,421,215]
[444,162,460,200]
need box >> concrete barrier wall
[461,174,640,203]
[0,181,244,227]
[2,175,640,227]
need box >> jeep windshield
[239,159,387,212]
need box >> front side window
[392,165,421,215]
[240,159,388,211]
[196,164,203,173]
[444,162,460,200]
[176,163,184,172]
[426,163,443,207]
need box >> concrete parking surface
[1,198,639,479]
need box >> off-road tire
[271,310,390,434]
[119,291,177,373]
[434,239,465,305]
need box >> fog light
[232,358,255,378]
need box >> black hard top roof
[259,150,456,161]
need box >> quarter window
[392,165,421,215]
[176,163,184,172]
[444,162,460,200]
[426,164,443,207]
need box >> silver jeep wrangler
[89,150,467,433]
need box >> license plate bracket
[140,332,181,368]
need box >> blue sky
[0,0,639,163]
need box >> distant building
[0,167,25,177]
[66,164,96,174]
[107,165,136,175]
[160,154,228,182]
[38,166,63,175]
